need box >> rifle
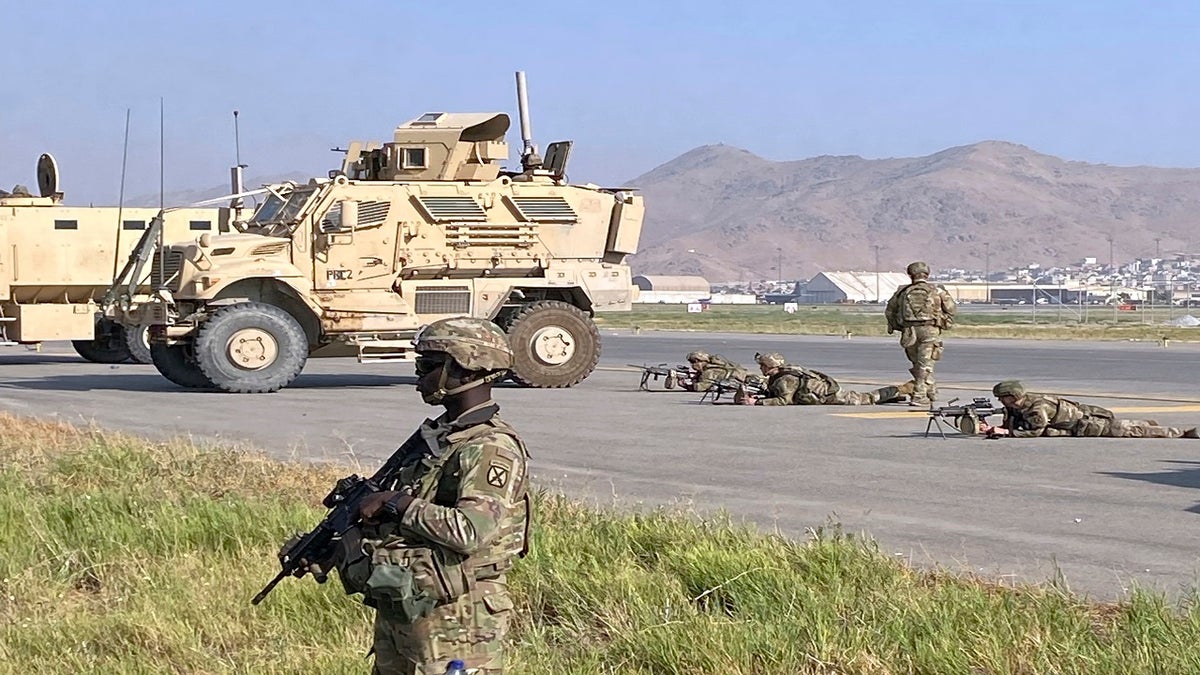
[252,429,424,604]
[628,363,693,391]
[701,376,767,403]
[924,397,1003,438]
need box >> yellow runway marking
[833,404,1200,419]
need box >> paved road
[2,332,1199,600]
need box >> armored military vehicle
[0,154,233,363]
[108,72,643,393]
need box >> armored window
[401,147,427,169]
[54,219,78,230]
[415,112,445,125]
[123,220,146,230]
[190,220,212,231]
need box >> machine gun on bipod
[924,397,1003,438]
[701,376,767,403]
[629,363,693,391]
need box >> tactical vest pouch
[363,542,472,622]
[1076,402,1114,419]
[901,285,938,324]
[336,528,372,596]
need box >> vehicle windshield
[246,187,319,235]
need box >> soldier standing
[739,352,912,406]
[981,380,1198,438]
[885,261,956,406]
[301,318,530,674]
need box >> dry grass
[3,414,1199,674]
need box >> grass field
[3,414,1200,674]
[595,304,1200,342]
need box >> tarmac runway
[1,331,1199,600]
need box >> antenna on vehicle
[230,110,248,213]
[111,107,132,283]
[515,71,542,171]
[158,97,165,290]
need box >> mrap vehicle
[0,154,232,364]
[108,72,644,393]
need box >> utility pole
[1108,235,1117,322]
[873,245,881,302]
[1155,237,1161,259]
[984,242,991,304]
[776,247,782,285]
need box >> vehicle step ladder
[355,338,417,363]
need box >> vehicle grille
[415,196,487,222]
[414,286,471,314]
[250,241,289,256]
[149,249,185,291]
[508,196,578,222]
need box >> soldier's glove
[358,490,415,522]
[278,532,341,578]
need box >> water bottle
[444,659,467,675]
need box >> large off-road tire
[72,318,133,364]
[502,300,600,388]
[194,302,308,393]
[150,342,216,389]
[123,324,153,365]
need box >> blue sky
[3,0,1198,205]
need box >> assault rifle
[629,363,693,391]
[252,430,422,604]
[701,376,767,403]
[924,397,1003,438]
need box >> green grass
[3,414,1200,673]
[597,304,1200,341]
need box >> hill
[625,142,1200,281]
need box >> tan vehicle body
[0,159,230,363]
[113,74,644,392]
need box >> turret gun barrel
[515,71,542,170]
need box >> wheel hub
[530,325,575,365]
[226,328,278,371]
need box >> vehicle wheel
[123,324,154,364]
[194,302,308,393]
[150,342,216,388]
[502,300,600,388]
[72,318,133,364]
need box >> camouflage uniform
[885,261,956,405]
[753,353,907,406]
[685,351,752,393]
[336,318,530,674]
[993,380,1199,439]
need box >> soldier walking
[885,261,956,406]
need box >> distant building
[633,275,711,304]
[802,271,911,303]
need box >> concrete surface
[1,331,1198,600]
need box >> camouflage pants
[371,579,512,675]
[900,325,943,401]
[826,386,902,405]
[1085,418,1196,438]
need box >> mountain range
[132,142,1200,283]
[626,141,1200,281]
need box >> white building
[633,275,711,304]
[801,271,911,303]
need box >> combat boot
[872,385,903,404]
[896,380,916,398]
[1184,428,1199,439]
[908,371,931,407]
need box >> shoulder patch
[486,461,511,488]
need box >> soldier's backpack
[780,366,839,403]
[899,282,942,324]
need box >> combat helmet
[755,352,787,369]
[415,317,513,371]
[906,261,930,277]
[992,380,1025,398]
[686,350,711,364]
